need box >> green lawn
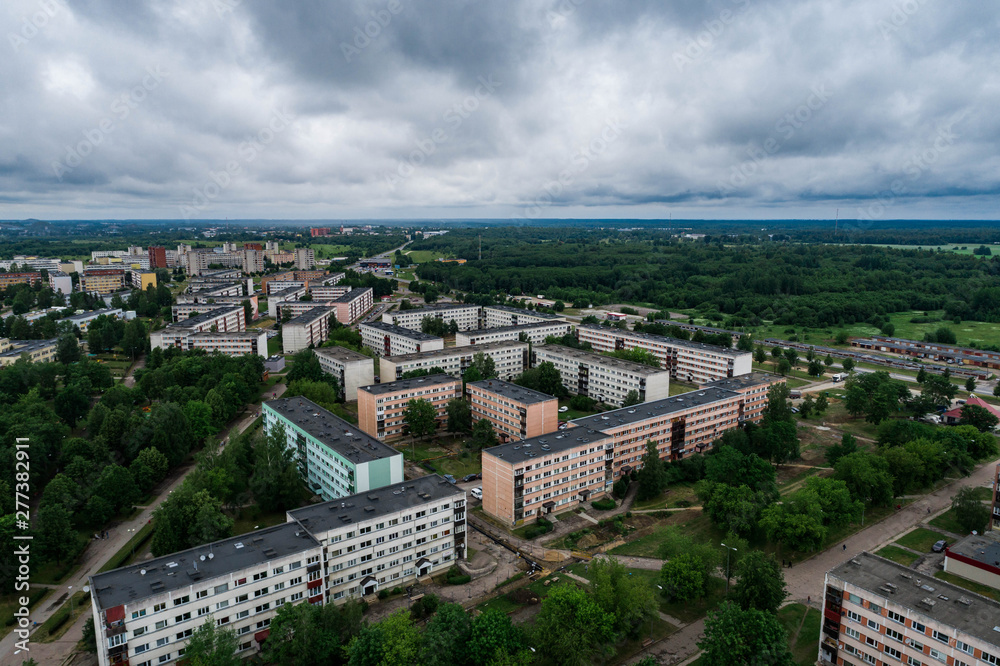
[669,381,699,396]
[895,527,950,553]
[610,511,724,559]
[0,588,51,639]
[875,545,920,567]
[632,483,698,511]
[556,398,603,422]
[404,250,451,263]
[929,507,972,536]
[267,336,281,356]
[778,603,823,666]
[933,570,1000,602]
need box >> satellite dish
[140,569,147,575]
[208,553,215,559]
[200,555,206,561]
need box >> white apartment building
[309,285,353,301]
[481,305,567,328]
[576,324,752,385]
[243,249,265,274]
[59,308,124,334]
[185,331,269,357]
[332,288,374,325]
[151,307,246,351]
[295,248,315,269]
[455,321,574,347]
[282,307,333,354]
[315,346,376,401]
[379,341,529,382]
[382,305,482,332]
[48,270,73,297]
[359,322,444,357]
[532,344,671,406]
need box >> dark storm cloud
[0,0,998,219]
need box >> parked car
[558,406,569,413]
[443,474,456,484]
[932,539,948,553]
[462,473,479,482]
[471,487,483,500]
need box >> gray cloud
[0,0,998,220]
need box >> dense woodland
[411,228,1000,327]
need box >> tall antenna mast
[834,208,839,233]
[479,234,482,261]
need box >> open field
[874,545,920,567]
[404,250,451,263]
[934,570,1000,602]
[894,527,950,552]
[778,603,823,666]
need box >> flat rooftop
[394,304,478,316]
[536,344,667,376]
[315,346,373,363]
[468,379,555,405]
[384,340,527,364]
[264,397,400,463]
[287,474,463,534]
[484,305,564,320]
[62,308,121,321]
[462,321,570,336]
[189,330,264,340]
[699,372,782,391]
[90,522,320,610]
[578,323,747,358]
[360,321,443,341]
[947,532,1000,570]
[334,287,372,302]
[285,306,334,325]
[0,339,57,357]
[830,551,1000,649]
[656,320,739,337]
[359,373,458,396]
[168,306,242,328]
[483,425,611,463]
[571,386,740,430]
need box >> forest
[409,228,1000,328]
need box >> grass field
[306,243,353,259]
[928,507,971,535]
[404,250,451,263]
[934,570,1000,602]
[778,603,823,666]
[895,527,950,552]
[874,545,920,567]
[230,508,289,536]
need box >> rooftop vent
[234,542,244,549]
[957,597,973,606]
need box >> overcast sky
[1,0,998,221]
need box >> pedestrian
[927,507,931,514]
[808,595,811,604]
[843,544,847,551]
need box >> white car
[470,487,483,500]
[558,406,569,413]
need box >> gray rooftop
[578,323,748,358]
[571,386,740,430]
[484,305,564,320]
[89,522,320,610]
[361,321,443,341]
[359,373,458,396]
[0,339,57,358]
[535,344,667,376]
[287,474,464,535]
[264,396,399,463]
[483,425,611,463]
[699,372,782,391]
[656,320,740,337]
[947,532,1000,570]
[333,287,372,303]
[384,340,527,363]
[830,551,1000,649]
[462,321,571,336]
[61,308,121,322]
[393,304,477,316]
[189,330,265,340]
[285,306,334,326]
[468,379,556,405]
[167,306,242,329]
[315,346,373,363]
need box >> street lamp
[721,543,738,595]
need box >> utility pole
[722,542,737,595]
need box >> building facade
[0,338,58,366]
[357,374,461,440]
[185,331,269,357]
[467,379,559,442]
[698,372,786,424]
[295,248,316,270]
[315,346,376,402]
[455,321,574,347]
[60,308,124,334]
[0,272,42,290]
[382,305,482,332]
[151,307,247,352]
[82,267,127,294]
[332,287,373,324]
[994,463,1000,531]
[360,322,444,357]
[481,305,567,328]
[531,344,671,407]
[263,397,404,501]
[282,307,333,354]
[379,341,530,382]
[943,532,1000,590]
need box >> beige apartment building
[315,346,376,401]
[360,322,444,357]
[576,324,752,384]
[357,374,461,440]
[699,372,786,423]
[532,344,671,406]
[0,338,58,366]
[151,306,247,351]
[282,307,333,354]
[482,426,613,524]
[379,341,530,382]
[81,267,127,294]
[467,379,559,442]
[332,287,373,324]
[482,305,567,328]
[820,551,1000,666]
[382,304,482,332]
[184,331,269,358]
[455,321,574,347]
[295,247,316,270]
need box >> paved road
[2,382,288,666]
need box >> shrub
[523,517,553,539]
[377,589,388,600]
[591,498,616,511]
[446,566,472,585]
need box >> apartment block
[282,307,333,354]
[0,338,58,366]
[656,321,744,345]
[360,322,444,357]
[315,346,376,401]
[185,249,244,275]
[151,307,247,351]
[243,249,265,274]
[482,305,567,328]
[456,321,574,347]
[295,248,316,270]
[0,272,42,290]
[48,270,73,297]
[698,372,786,424]
[82,267,127,294]
[379,341,530,382]
[532,344,671,407]
[129,271,157,290]
[332,287,373,324]
[819,551,1000,666]
[382,305,482,332]
[576,324,752,384]
[184,331,269,357]
[943,532,1000,590]
[263,397,404,501]
[467,379,559,442]
[260,270,333,294]
[174,295,258,321]
[148,246,167,269]
[59,308,124,334]
[186,281,249,298]
[309,285,353,301]
[274,299,342,321]
[357,374,461,440]
[482,426,613,525]
[285,475,466,603]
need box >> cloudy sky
[1,0,999,221]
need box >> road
[2,380,288,666]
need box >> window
[131,609,147,620]
[863,652,877,665]
[173,595,190,606]
[273,566,284,575]
[216,600,229,610]
[214,583,229,594]
[253,571,268,581]
[254,587,269,598]
[289,561,301,570]
[847,610,863,623]
[911,621,926,633]
[197,606,209,617]
[153,602,166,612]
[928,648,946,663]
[155,620,168,630]
[844,627,860,640]
[109,634,128,648]
[174,612,191,623]
[866,635,879,647]
[196,590,208,600]
[867,619,880,631]
[135,643,150,654]
[255,603,270,614]
[956,641,974,655]
[885,627,903,643]
[884,645,901,660]
[236,594,248,604]
[984,653,1000,666]
[217,616,230,626]
[237,609,249,619]
[887,610,905,624]
[234,577,247,587]
[907,659,921,666]
[158,654,171,664]
[931,630,948,644]
[156,637,170,647]
[868,602,881,615]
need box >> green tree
[589,556,657,639]
[635,440,666,501]
[621,389,641,407]
[471,352,497,379]
[841,357,855,373]
[799,393,814,418]
[151,485,233,556]
[965,376,977,392]
[807,359,823,377]
[737,335,753,352]
[825,433,858,467]
[37,503,75,564]
[815,392,828,414]
[287,348,325,383]
[468,610,528,666]
[56,332,80,364]
[760,497,826,552]
[732,551,787,614]
[421,603,472,666]
[182,619,242,666]
[993,383,1000,399]
[771,346,783,360]
[130,447,169,493]
[264,600,364,666]
[700,483,771,539]
[251,428,302,512]
[348,610,421,666]
[754,345,768,365]
[824,353,835,367]
[534,584,615,665]
[660,553,707,602]
[776,358,791,376]
[470,418,498,450]
[403,398,437,439]
[184,400,216,441]
[93,464,138,514]
[783,348,798,368]
[699,602,793,666]
[959,404,999,433]
[446,398,473,434]
[952,486,991,534]
[834,451,894,507]
[54,381,92,426]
